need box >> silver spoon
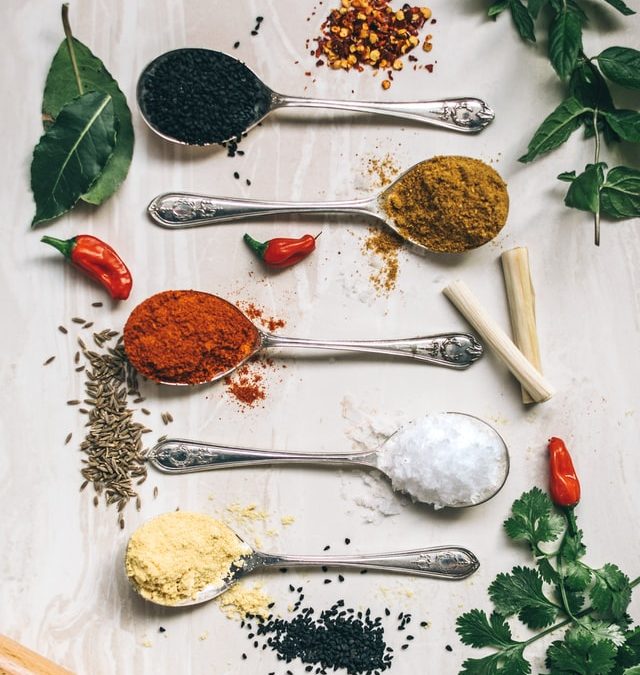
[147,158,507,254]
[137,48,494,147]
[123,291,483,385]
[146,413,510,509]
[126,523,480,607]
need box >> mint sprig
[456,488,640,674]
[486,1,640,245]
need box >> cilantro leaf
[622,668,640,675]
[520,97,588,162]
[590,564,632,620]
[503,488,564,547]
[565,561,593,591]
[489,567,559,629]
[546,629,617,674]
[548,6,584,78]
[578,620,626,647]
[598,47,640,88]
[614,627,640,671]
[538,557,561,584]
[456,609,517,649]
[460,647,531,675]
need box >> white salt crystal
[376,413,508,509]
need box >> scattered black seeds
[139,49,272,146]
[445,644,453,652]
[401,644,409,650]
[280,568,288,573]
[385,609,391,616]
[234,171,240,179]
[246,178,251,186]
[338,574,345,582]
[360,569,368,574]
[345,538,351,545]
[251,30,258,35]
[323,579,332,584]
[256,16,263,22]
[289,585,295,592]
[44,355,56,365]
[242,653,247,660]
[406,635,414,641]
[58,325,68,334]
[233,41,240,48]
[323,545,330,551]
[237,149,245,156]
[92,301,103,307]
[159,626,166,633]
[321,566,328,573]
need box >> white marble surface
[1,1,639,673]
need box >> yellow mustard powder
[125,511,250,605]
[216,582,273,620]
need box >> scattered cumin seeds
[67,400,81,405]
[75,365,85,373]
[74,351,80,364]
[72,317,86,324]
[92,301,103,307]
[43,356,56,365]
[58,325,68,334]
[80,480,89,491]
[136,496,141,511]
[141,408,151,416]
[83,321,94,329]
[93,495,99,507]
[153,486,159,498]
[64,433,72,445]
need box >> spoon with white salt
[146,413,509,509]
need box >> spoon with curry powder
[122,290,483,385]
[148,156,509,254]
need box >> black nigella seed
[241,653,247,660]
[345,538,351,545]
[251,30,258,35]
[158,626,166,633]
[446,644,453,652]
[322,566,328,573]
[280,568,288,573]
[256,16,263,22]
[234,171,240,179]
[324,579,332,584]
[246,179,252,186]
[234,41,240,48]
[401,644,409,650]
[289,584,295,592]
[360,569,368,574]
[420,621,428,627]
[323,545,330,551]
[407,635,414,641]
[338,574,344,582]
[385,608,390,616]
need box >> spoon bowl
[123,290,483,386]
[126,515,481,608]
[136,48,494,147]
[147,412,510,509]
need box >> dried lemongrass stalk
[501,247,543,404]
[443,280,554,403]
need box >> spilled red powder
[237,302,286,332]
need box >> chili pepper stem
[564,506,578,538]
[41,235,75,259]
[243,233,268,258]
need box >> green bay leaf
[31,91,116,227]
[43,37,133,205]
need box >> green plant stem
[593,107,602,245]
[61,4,83,95]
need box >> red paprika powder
[123,290,259,384]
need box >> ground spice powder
[382,155,509,253]
[124,290,259,384]
[125,511,250,605]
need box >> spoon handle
[148,193,374,228]
[147,439,374,473]
[254,547,479,580]
[261,332,483,369]
[275,95,494,133]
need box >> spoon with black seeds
[137,48,494,146]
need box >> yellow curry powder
[125,511,250,605]
[382,156,509,253]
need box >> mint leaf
[600,166,640,218]
[510,0,536,41]
[564,163,606,213]
[489,0,510,17]
[602,110,640,143]
[30,91,116,227]
[489,567,558,629]
[598,47,640,89]
[599,0,636,16]
[528,0,549,18]
[520,97,588,162]
[590,564,632,620]
[558,171,577,182]
[456,609,517,649]
[548,7,584,78]
[461,647,531,675]
[546,630,617,674]
[503,487,564,547]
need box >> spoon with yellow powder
[147,155,509,254]
[125,512,480,607]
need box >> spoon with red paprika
[123,290,483,386]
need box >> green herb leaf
[489,566,558,629]
[42,37,134,205]
[579,620,626,647]
[503,487,564,547]
[600,166,640,218]
[564,163,606,213]
[598,47,640,89]
[519,97,588,162]
[590,564,632,620]
[558,171,577,182]
[510,0,536,41]
[622,667,640,675]
[602,110,640,143]
[546,630,617,674]
[615,627,640,671]
[548,7,584,78]
[456,609,517,649]
[528,0,549,19]
[565,561,593,591]
[599,0,636,16]
[461,647,531,675]
[30,91,116,227]
[489,0,510,17]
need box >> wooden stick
[443,280,554,403]
[0,634,74,675]
[501,247,543,404]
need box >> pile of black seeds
[239,585,417,675]
[139,48,272,146]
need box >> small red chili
[243,233,318,269]
[41,234,133,300]
[548,437,581,508]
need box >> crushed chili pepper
[314,0,433,87]
[237,302,286,333]
[548,437,581,509]
[41,234,132,300]
[244,233,318,268]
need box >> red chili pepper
[41,234,133,300]
[243,233,318,268]
[548,437,581,508]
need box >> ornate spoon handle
[252,546,480,580]
[275,94,495,133]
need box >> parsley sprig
[456,488,640,673]
[487,0,640,245]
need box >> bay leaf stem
[61,4,84,96]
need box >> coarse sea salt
[376,413,508,509]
